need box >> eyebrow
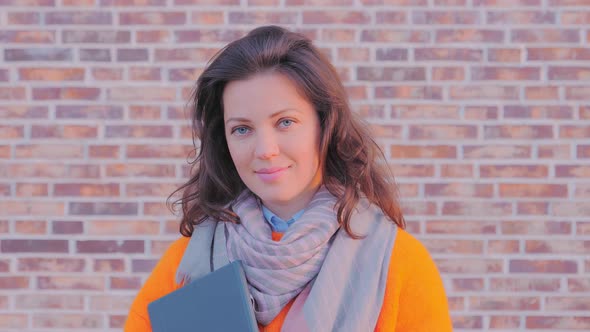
[224,108,300,125]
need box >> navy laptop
[148,261,258,332]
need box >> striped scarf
[225,187,339,325]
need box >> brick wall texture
[0,0,589,331]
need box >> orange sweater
[125,228,452,331]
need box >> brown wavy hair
[169,25,405,238]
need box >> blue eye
[279,119,293,128]
[233,127,250,135]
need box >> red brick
[0,313,27,328]
[105,125,173,138]
[31,125,98,138]
[436,258,503,274]
[491,277,561,292]
[393,105,460,119]
[555,165,590,178]
[451,86,519,100]
[443,202,512,216]
[89,145,120,158]
[63,30,130,43]
[81,49,111,62]
[87,220,160,235]
[389,164,435,177]
[1,240,68,253]
[568,278,590,292]
[7,12,41,24]
[15,144,83,159]
[546,297,590,311]
[575,183,590,197]
[191,11,224,24]
[358,67,425,81]
[549,66,590,81]
[510,259,578,273]
[376,48,408,61]
[425,183,493,197]
[174,30,246,43]
[0,106,48,119]
[119,11,186,25]
[129,66,161,81]
[463,145,531,159]
[63,0,95,4]
[0,30,55,43]
[440,164,474,177]
[94,259,125,272]
[100,0,166,5]
[144,202,175,216]
[415,47,483,61]
[46,11,112,24]
[502,221,572,235]
[487,11,555,24]
[56,105,123,119]
[452,315,483,329]
[361,29,429,43]
[0,87,26,100]
[18,258,84,272]
[375,11,407,24]
[539,144,570,159]
[561,11,590,24]
[488,48,522,62]
[527,47,590,61]
[409,125,477,140]
[0,276,29,289]
[0,125,24,139]
[19,67,84,81]
[126,144,192,158]
[287,0,352,4]
[174,0,239,4]
[512,29,580,43]
[108,87,175,101]
[469,296,540,310]
[5,48,72,61]
[391,145,456,159]
[360,0,427,4]
[490,316,521,329]
[229,11,298,24]
[105,163,175,177]
[472,66,540,80]
[425,220,496,234]
[303,11,370,24]
[526,316,590,330]
[116,48,148,61]
[137,30,171,43]
[415,11,481,24]
[0,146,10,158]
[560,125,590,138]
[432,67,465,80]
[421,238,484,255]
[15,294,84,310]
[500,184,567,198]
[33,313,103,328]
[578,145,590,158]
[577,222,590,235]
[434,0,466,4]
[169,67,202,81]
[526,240,590,254]
[436,29,504,43]
[54,183,119,197]
[129,105,162,119]
[464,106,499,119]
[14,220,47,234]
[474,0,540,5]
[69,202,138,216]
[6,163,99,179]
[549,0,590,5]
[76,240,144,253]
[337,48,369,62]
[489,240,520,254]
[32,87,100,100]
[452,278,484,291]
[52,221,84,234]
[504,105,573,119]
[110,315,126,328]
[480,165,548,178]
[375,86,442,99]
[89,295,134,311]
[111,276,142,289]
[517,202,549,215]
[486,125,554,139]
[567,86,590,100]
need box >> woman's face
[223,71,323,219]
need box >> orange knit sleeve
[124,236,190,332]
[376,228,453,332]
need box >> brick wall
[1,0,589,331]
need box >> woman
[125,26,452,331]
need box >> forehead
[222,72,313,118]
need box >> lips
[255,166,289,182]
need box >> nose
[254,130,279,160]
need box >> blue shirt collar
[261,205,305,233]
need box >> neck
[261,185,320,221]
